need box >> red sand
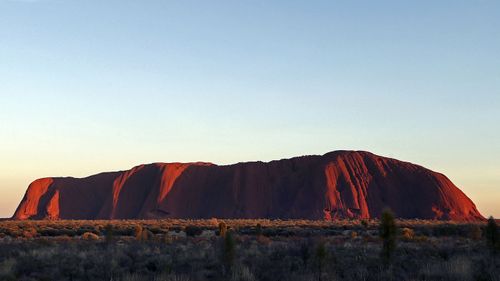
[13,151,484,221]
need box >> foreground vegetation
[0,217,498,281]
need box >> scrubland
[0,219,498,281]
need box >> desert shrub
[59,228,78,237]
[112,225,135,236]
[433,223,460,237]
[141,229,155,241]
[262,228,279,237]
[21,227,38,239]
[1,219,500,280]
[255,223,263,237]
[162,233,174,244]
[210,218,219,226]
[412,235,429,243]
[82,232,100,241]
[401,227,414,240]
[147,226,164,235]
[184,226,203,237]
[38,227,61,237]
[379,208,397,266]
[76,226,95,236]
[219,222,227,237]
[55,235,72,242]
[104,224,114,243]
[135,225,144,240]
[94,225,103,235]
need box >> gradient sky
[1,0,499,218]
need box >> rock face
[13,151,483,221]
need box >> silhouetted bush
[184,225,203,237]
[222,230,236,275]
[485,216,498,254]
[255,223,263,237]
[104,224,114,243]
[379,208,397,266]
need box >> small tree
[104,224,114,244]
[222,230,236,276]
[485,216,498,254]
[379,208,397,266]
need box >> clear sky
[1,0,499,218]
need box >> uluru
[13,150,483,221]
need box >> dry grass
[0,219,497,281]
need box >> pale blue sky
[1,0,499,218]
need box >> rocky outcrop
[13,151,483,221]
